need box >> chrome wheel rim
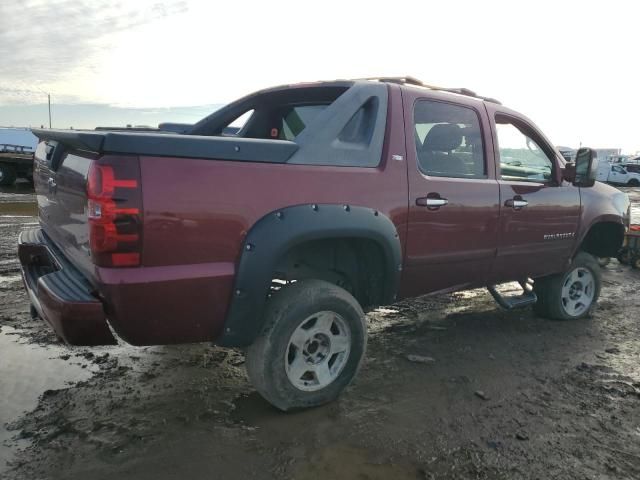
[561,267,595,316]
[285,311,351,392]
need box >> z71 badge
[544,232,575,240]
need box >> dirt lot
[1,185,639,480]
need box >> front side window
[495,117,554,183]
[612,165,626,174]
[413,100,486,179]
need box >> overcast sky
[1,0,638,152]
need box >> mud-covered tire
[245,279,367,411]
[534,251,601,320]
[0,163,17,186]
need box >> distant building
[556,146,625,164]
[557,146,576,162]
[594,148,623,163]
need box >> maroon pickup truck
[19,77,631,410]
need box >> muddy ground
[1,184,639,480]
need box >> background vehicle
[19,77,629,410]
[596,162,640,186]
[0,128,38,186]
[0,144,34,186]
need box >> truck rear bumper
[18,228,236,347]
[96,262,235,346]
[18,228,116,346]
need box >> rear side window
[229,109,254,129]
[413,100,486,179]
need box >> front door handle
[416,196,449,209]
[505,197,528,209]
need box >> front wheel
[628,178,640,187]
[245,279,367,411]
[534,252,601,320]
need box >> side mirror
[573,147,598,187]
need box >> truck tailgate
[33,141,97,283]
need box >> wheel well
[274,237,387,309]
[580,222,625,258]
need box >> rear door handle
[505,197,528,209]
[416,196,449,209]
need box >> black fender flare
[218,204,402,347]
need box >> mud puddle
[0,326,95,471]
[0,203,37,217]
[231,392,424,479]
[293,445,421,480]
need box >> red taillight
[87,158,142,268]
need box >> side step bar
[488,280,537,310]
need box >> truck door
[400,92,500,298]
[486,107,581,282]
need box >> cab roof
[263,77,501,105]
[353,76,501,105]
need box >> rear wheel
[0,163,17,186]
[245,279,367,411]
[534,252,601,320]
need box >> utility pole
[48,93,52,128]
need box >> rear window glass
[188,85,349,139]
[279,105,328,140]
